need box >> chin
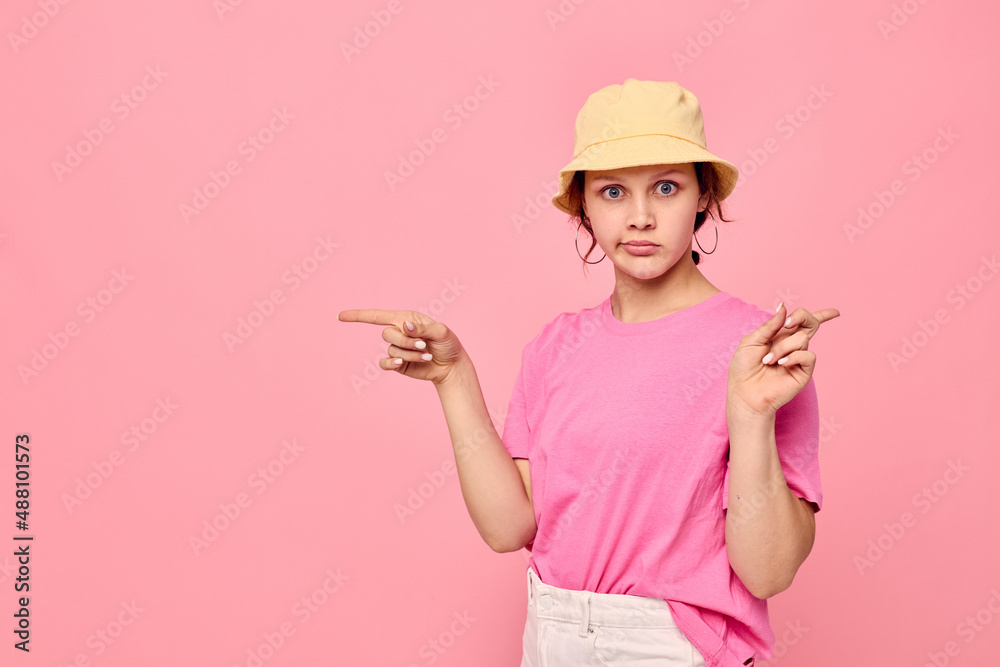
[619,262,673,281]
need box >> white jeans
[520,566,710,667]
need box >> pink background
[2,0,998,665]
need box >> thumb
[745,302,787,346]
[401,312,431,337]
[399,311,441,340]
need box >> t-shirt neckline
[600,290,733,336]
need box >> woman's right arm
[435,353,537,553]
[337,307,535,553]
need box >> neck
[610,256,719,324]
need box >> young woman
[339,79,839,667]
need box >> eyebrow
[591,169,687,183]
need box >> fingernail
[405,321,414,331]
[783,316,792,328]
[393,358,403,365]
[415,340,426,350]
[777,356,788,365]
[762,352,774,364]
[420,352,432,361]
[775,301,783,314]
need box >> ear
[697,190,711,213]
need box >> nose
[629,197,655,229]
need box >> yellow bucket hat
[551,78,739,217]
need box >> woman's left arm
[725,408,816,599]
[724,301,840,599]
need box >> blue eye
[600,182,677,199]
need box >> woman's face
[583,162,710,281]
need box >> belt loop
[527,568,534,605]
[578,592,592,637]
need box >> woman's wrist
[434,352,475,391]
[725,392,776,426]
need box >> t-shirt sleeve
[722,376,823,513]
[500,345,533,460]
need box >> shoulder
[519,300,603,361]
[712,291,778,337]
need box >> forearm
[724,404,815,598]
[434,355,535,552]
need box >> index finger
[784,307,841,333]
[338,309,407,326]
[792,308,840,334]
[811,308,841,325]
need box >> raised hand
[727,302,841,419]
[337,308,468,385]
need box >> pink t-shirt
[501,290,823,667]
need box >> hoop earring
[576,218,606,264]
[694,217,719,255]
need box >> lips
[621,242,659,256]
